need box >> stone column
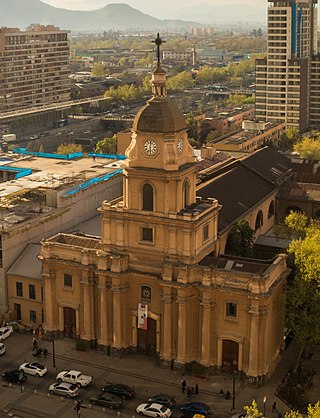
[175,290,188,369]
[99,275,110,347]
[112,279,123,350]
[247,300,260,381]
[200,298,212,366]
[161,288,173,363]
[43,270,55,332]
[81,269,94,341]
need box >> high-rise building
[255,0,319,132]
[0,25,70,113]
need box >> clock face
[177,138,184,153]
[144,140,157,156]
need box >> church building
[40,37,289,384]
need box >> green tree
[280,127,300,151]
[95,135,117,154]
[227,94,255,106]
[225,219,255,257]
[92,62,107,78]
[167,71,194,91]
[57,143,83,154]
[294,136,320,160]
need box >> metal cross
[152,33,165,64]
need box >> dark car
[148,394,176,408]
[90,393,122,409]
[180,402,211,416]
[102,383,135,399]
[3,369,26,384]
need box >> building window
[16,282,23,297]
[30,310,36,323]
[29,284,36,300]
[14,303,21,321]
[142,227,153,242]
[203,224,209,242]
[183,180,190,207]
[268,201,275,218]
[255,210,264,231]
[141,285,151,302]
[64,273,73,288]
[142,184,154,211]
[226,302,237,318]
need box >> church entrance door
[64,307,76,338]
[222,339,239,372]
[137,317,157,356]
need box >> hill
[0,0,199,31]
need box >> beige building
[40,64,289,384]
[255,0,319,131]
[0,25,70,112]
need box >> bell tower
[101,34,219,266]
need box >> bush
[75,339,89,351]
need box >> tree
[92,62,107,78]
[280,128,300,151]
[244,400,264,417]
[285,402,320,417]
[167,71,194,91]
[95,135,117,154]
[294,136,320,160]
[57,143,83,154]
[225,219,255,257]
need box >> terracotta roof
[132,96,186,134]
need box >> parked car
[180,402,211,416]
[2,369,26,384]
[0,326,13,341]
[136,403,172,418]
[89,393,122,409]
[0,342,6,355]
[102,383,135,399]
[49,382,79,398]
[148,394,176,408]
[19,362,47,377]
[56,370,93,387]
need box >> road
[0,332,233,418]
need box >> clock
[177,138,184,153]
[144,140,157,156]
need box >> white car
[0,343,5,355]
[56,370,93,387]
[0,326,13,341]
[19,362,47,377]
[136,403,172,418]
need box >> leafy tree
[95,135,117,154]
[225,219,255,257]
[285,402,320,417]
[244,400,264,417]
[92,62,107,78]
[294,136,320,160]
[167,71,194,91]
[280,128,300,151]
[57,143,83,154]
[227,94,255,106]
[105,84,141,103]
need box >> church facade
[40,57,289,384]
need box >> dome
[132,96,187,134]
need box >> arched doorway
[222,339,239,373]
[64,307,76,338]
[137,317,157,356]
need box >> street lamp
[52,338,56,368]
[232,377,236,410]
[263,396,267,416]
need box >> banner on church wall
[138,303,148,330]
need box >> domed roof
[132,96,187,134]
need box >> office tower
[256,0,318,132]
[0,25,70,113]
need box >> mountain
[0,0,201,31]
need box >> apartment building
[255,0,319,131]
[0,25,70,112]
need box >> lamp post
[52,338,56,368]
[263,396,267,417]
[232,377,236,410]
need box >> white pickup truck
[56,370,93,387]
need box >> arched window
[268,201,275,218]
[255,210,264,231]
[183,179,190,208]
[142,184,154,211]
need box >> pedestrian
[181,379,186,393]
[187,387,193,400]
[272,401,277,412]
[43,348,48,358]
[219,389,224,398]
[32,337,37,349]
[195,383,199,395]
[225,390,231,400]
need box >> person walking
[181,379,186,394]
[43,348,48,358]
[195,384,199,396]
[272,401,277,412]
[32,337,37,350]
